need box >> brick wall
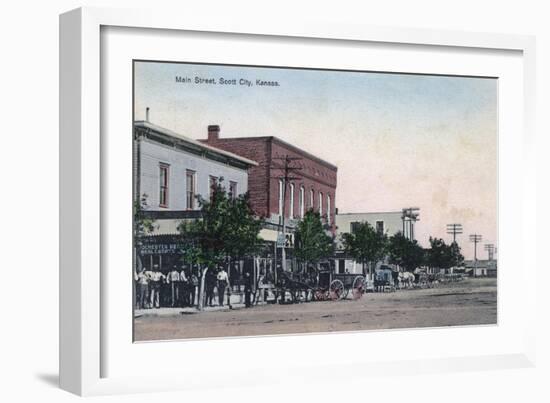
[202,133,338,232]
[270,139,337,231]
[201,137,271,218]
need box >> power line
[469,234,482,277]
[469,234,482,260]
[484,243,495,261]
[446,223,463,243]
[270,155,303,276]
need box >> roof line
[336,211,403,215]
[202,135,338,170]
[134,121,259,167]
[270,137,338,170]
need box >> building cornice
[134,121,259,168]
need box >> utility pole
[446,223,463,243]
[271,155,302,274]
[401,207,420,240]
[484,243,495,261]
[469,234,482,277]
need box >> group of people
[134,264,199,309]
[134,265,234,309]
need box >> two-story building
[334,211,406,275]
[201,125,338,270]
[133,120,258,272]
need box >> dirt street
[134,278,497,342]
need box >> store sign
[138,236,184,255]
[276,233,294,248]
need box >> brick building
[201,125,338,239]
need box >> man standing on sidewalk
[216,268,229,307]
[135,269,150,309]
[205,269,216,307]
[166,265,180,307]
[179,267,189,307]
[149,265,165,309]
[244,270,252,308]
[189,270,198,307]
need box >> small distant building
[334,211,405,275]
[463,259,498,277]
[335,211,404,239]
[133,120,258,271]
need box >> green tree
[387,231,425,272]
[223,192,264,266]
[294,209,334,272]
[341,221,387,278]
[449,241,465,268]
[178,180,262,310]
[426,237,447,270]
[426,237,463,271]
[133,193,155,272]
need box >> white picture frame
[59,7,537,396]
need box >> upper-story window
[327,194,331,224]
[278,179,284,216]
[299,186,305,218]
[159,163,169,207]
[209,175,219,201]
[350,222,360,234]
[318,192,323,216]
[309,189,314,209]
[229,181,238,200]
[186,170,196,210]
[376,220,384,235]
[289,183,295,218]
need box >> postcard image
[132,60,497,342]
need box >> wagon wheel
[320,289,331,301]
[329,279,345,300]
[352,275,365,299]
[314,289,325,301]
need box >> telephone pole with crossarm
[469,234,482,277]
[446,223,463,243]
[271,155,302,275]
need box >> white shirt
[150,271,165,282]
[217,271,228,282]
[136,272,149,285]
[167,270,180,283]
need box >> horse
[398,272,415,289]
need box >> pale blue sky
[135,61,497,258]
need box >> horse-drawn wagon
[314,269,366,301]
[255,268,366,304]
[373,267,396,292]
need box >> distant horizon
[134,60,498,259]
